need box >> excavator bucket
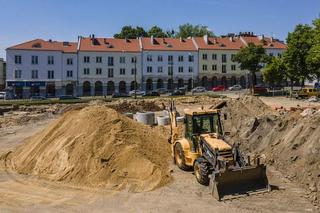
[210,165,270,201]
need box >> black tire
[174,143,191,171]
[194,157,210,186]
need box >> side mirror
[224,113,228,120]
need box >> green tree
[233,43,270,93]
[175,24,214,38]
[262,57,286,87]
[147,26,167,38]
[114,26,147,39]
[283,24,314,86]
[307,18,320,83]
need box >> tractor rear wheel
[194,157,210,186]
[174,143,191,171]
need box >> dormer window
[32,43,41,48]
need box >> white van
[0,92,6,99]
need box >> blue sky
[0,0,319,58]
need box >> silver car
[229,85,242,91]
[191,86,207,93]
[129,90,145,96]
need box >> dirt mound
[106,100,162,113]
[6,106,171,192]
[222,96,320,206]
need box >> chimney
[229,36,234,42]
[48,39,52,42]
[271,37,274,42]
[180,37,183,42]
[204,34,208,45]
[213,38,217,44]
[262,34,265,40]
[151,35,154,45]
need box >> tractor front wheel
[194,157,210,186]
[174,143,191,171]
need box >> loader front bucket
[210,165,270,201]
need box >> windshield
[192,114,222,135]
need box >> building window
[67,70,73,78]
[231,65,236,71]
[222,54,227,63]
[158,55,163,62]
[188,55,194,62]
[178,56,184,62]
[231,54,236,61]
[48,70,54,79]
[222,65,227,73]
[108,68,114,77]
[48,56,54,65]
[188,67,193,73]
[108,57,114,66]
[212,54,217,60]
[31,56,38,65]
[131,68,136,75]
[202,54,207,60]
[269,53,274,57]
[96,56,102,63]
[158,66,163,73]
[120,56,125,64]
[131,57,137,63]
[168,55,173,63]
[120,68,126,75]
[14,70,21,78]
[147,66,152,73]
[84,68,90,75]
[178,67,183,73]
[15,55,22,64]
[31,70,38,79]
[67,58,73,65]
[84,56,90,63]
[147,55,152,62]
[168,66,173,75]
[96,68,102,75]
[212,64,217,71]
[202,64,207,71]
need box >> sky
[0,0,319,58]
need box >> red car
[212,85,225,91]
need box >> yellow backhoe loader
[168,101,270,201]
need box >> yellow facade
[198,49,248,88]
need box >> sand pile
[106,100,162,113]
[6,105,171,192]
[222,96,320,206]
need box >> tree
[147,26,167,38]
[114,26,147,39]
[307,18,320,84]
[233,43,270,92]
[283,24,314,86]
[175,24,214,38]
[262,57,286,87]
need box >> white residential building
[78,36,142,96]
[6,39,78,98]
[0,58,5,90]
[141,37,198,91]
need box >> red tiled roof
[195,36,246,50]
[141,37,197,51]
[241,36,287,49]
[7,39,78,53]
[79,37,141,52]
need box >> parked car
[178,87,187,93]
[156,88,168,94]
[228,85,242,91]
[253,85,268,95]
[0,92,6,99]
[143,91,160,97]
[212,85,225,92]
[170,89,186,96]
[129,90,145,96]
[59,95,80,100]
[191,86,207,93]
[112,93,130,98]
[30,96,47,101]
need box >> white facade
[78,51,142,95]
[6,49,78,98]
[0,58,5,90]
[142,51,198,90]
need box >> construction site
[0,94,319,212]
